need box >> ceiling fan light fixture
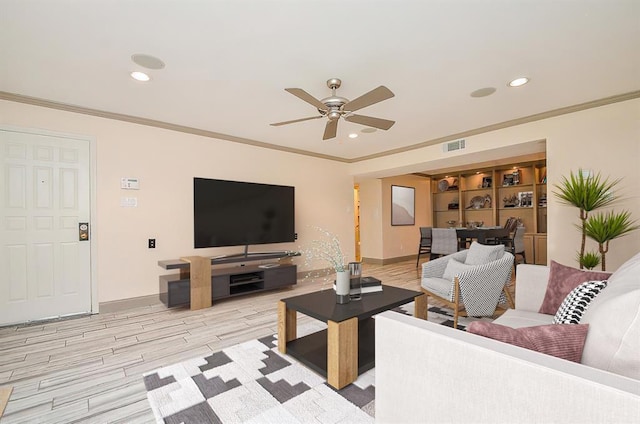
[130,71,150,82]
[271,78,395,140]
[327,110,341,121]
[508,77,529,87]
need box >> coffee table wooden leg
[277,301,296,354]
[414,293,427,320]
[327,317,358,390]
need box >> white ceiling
[1,0,639,161]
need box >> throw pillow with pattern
[553,280,608,324]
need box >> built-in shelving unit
[430,160,547,233]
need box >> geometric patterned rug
[143,304,492,423]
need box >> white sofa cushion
[494,308,554,329]
[580,252,640,380]
[513,264,550,312]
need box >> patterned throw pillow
[553,280,608,324]
[442,258,475,281]
[464,241,505,265]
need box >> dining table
[454,227,510,248]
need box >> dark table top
[281,285,421,323]
[455,227,509,243]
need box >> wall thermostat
[121,177,140,190]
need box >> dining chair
[496,225,526,273]
[416,227,432,267]
[429,228,459,260]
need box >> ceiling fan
[270,78,395,140]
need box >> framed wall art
[391,185,415,226]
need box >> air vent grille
[443,139,466,153]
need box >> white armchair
[421,242,515,328]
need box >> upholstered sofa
[375,253,640,423]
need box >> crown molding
[2,90,638,164]
[0,91,349,163]
[351,91,640,162]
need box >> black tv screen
[193,178,295,249]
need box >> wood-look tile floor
[0,259,512,423]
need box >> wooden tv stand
[158,253,299,310]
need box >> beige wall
[1,100,356,303]
[358,178,383,260]
[352,98,640,270]
[359,175,432,262]
[1,97,638,306]
[382,175,431,260]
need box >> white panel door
[0,129,91,324]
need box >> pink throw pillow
[538,261,610,315]
[467,321,589,363]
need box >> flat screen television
[193,177,295,250]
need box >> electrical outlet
[148,238,156,248]
[294,233,298,240]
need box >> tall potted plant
[583,211,639,271]
[553,169,621,269]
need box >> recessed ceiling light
[130,71,150,82]
[470,87,496,98]
[508,77,529,87]
[348,133,358,139]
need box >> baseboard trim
[362,255,416,265]
[99,294,162,313]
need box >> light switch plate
[120,197,138,207]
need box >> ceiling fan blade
[345,114,395,130]
[343,86,394,112]
[270,115,323,126]
[323,119,338,140]
[285,88,328,110]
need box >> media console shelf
[158,252,300,310]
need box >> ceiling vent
[443,138,466,153]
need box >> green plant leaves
[553,169,621,211]
[578,251,601,270]
[584,210,639,244]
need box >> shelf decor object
[391,185,415,226]
[502,173,515,186]
[467,194,491,209]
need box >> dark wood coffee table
[278,284,426,389]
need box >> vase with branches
[553,169,621,269]
[300,226,347,285]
